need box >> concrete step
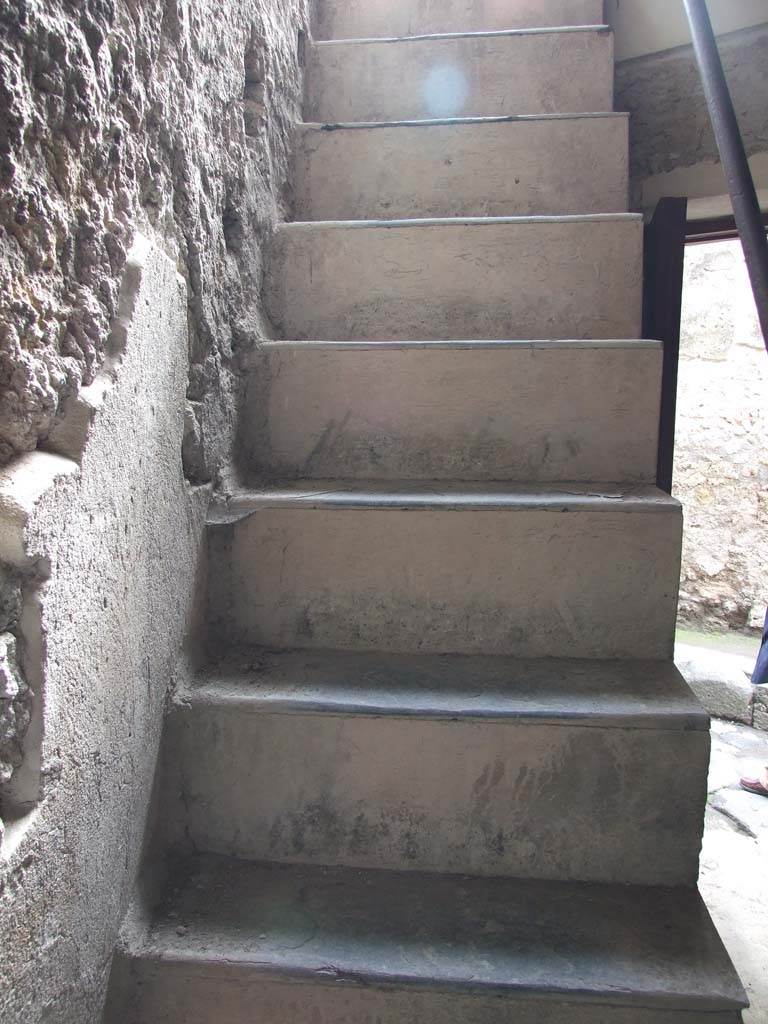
[265,215,643,341]
[305,27,614,123]
[106,854,747,1024]
[313,0,607,40]
[239,340,661,483]
[206,482,681,659]
[293,114,629,220]
[162,649,709,884]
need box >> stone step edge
[207,483,679,524]
[255,339,662,351]
[114,855,747,1014]
[279,213,642,231]
[181,651,707,732]
[299,111,628,131]
[114,946,744,1014]
[312,24,611,46]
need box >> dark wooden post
[643,197,689,495]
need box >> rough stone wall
[674,239,768,634]
[615,23,768,207]
[0,0,309,480]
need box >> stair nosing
[120,945,746,1013]
[299,111,629,131]
[207,482,680,523]
[279,213,642,230]
[312,24,611,46]
[256,339,663,351]
[182,668,708,733]
[182,695,705,732]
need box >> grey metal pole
[683,0,768,351]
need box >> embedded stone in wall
[0,566,22,635]
[0,566,27,825]
[0,632,31,792]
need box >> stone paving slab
[675,641,766,731]
[703,720,768,1024]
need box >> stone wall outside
[674,239,768,635]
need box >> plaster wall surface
[607,0,768,63]
[0,238,207,1022]
[673,240,768,636]
[0,0,308,478]
[615,23,768,210]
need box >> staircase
[106,2,748,1021]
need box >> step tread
[128,854,747,1012]
[300,111,629,130]
[189,648,707,731]
[208,481,679,522]
[313,24,610,46]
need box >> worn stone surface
[615,24,768,207]
[306,28,614,123]
[314,0,605,40]
[0,0,308,477]
[206,484,682,660]
[703,719,768,1024]
[293,115,630,221]
[104,853,746,1024]
[192,648,708,728]
[0,240,205,1024]
[672,240,768,635]
[107,967,747,1024]
[163,672,709,885]
[240,341,661,483]
[753,688,768,733]
[265,217,644,342]
[676,642,762,729]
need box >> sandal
[740,775,768,797]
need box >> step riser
[163,707,707,884]
[265,219,643,341]
[109,959,743,1024]
[294,117,629,220]
[314,0,607,40]
[240,344,661,482]
[206,505,681,658]
[306,31,614,123]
